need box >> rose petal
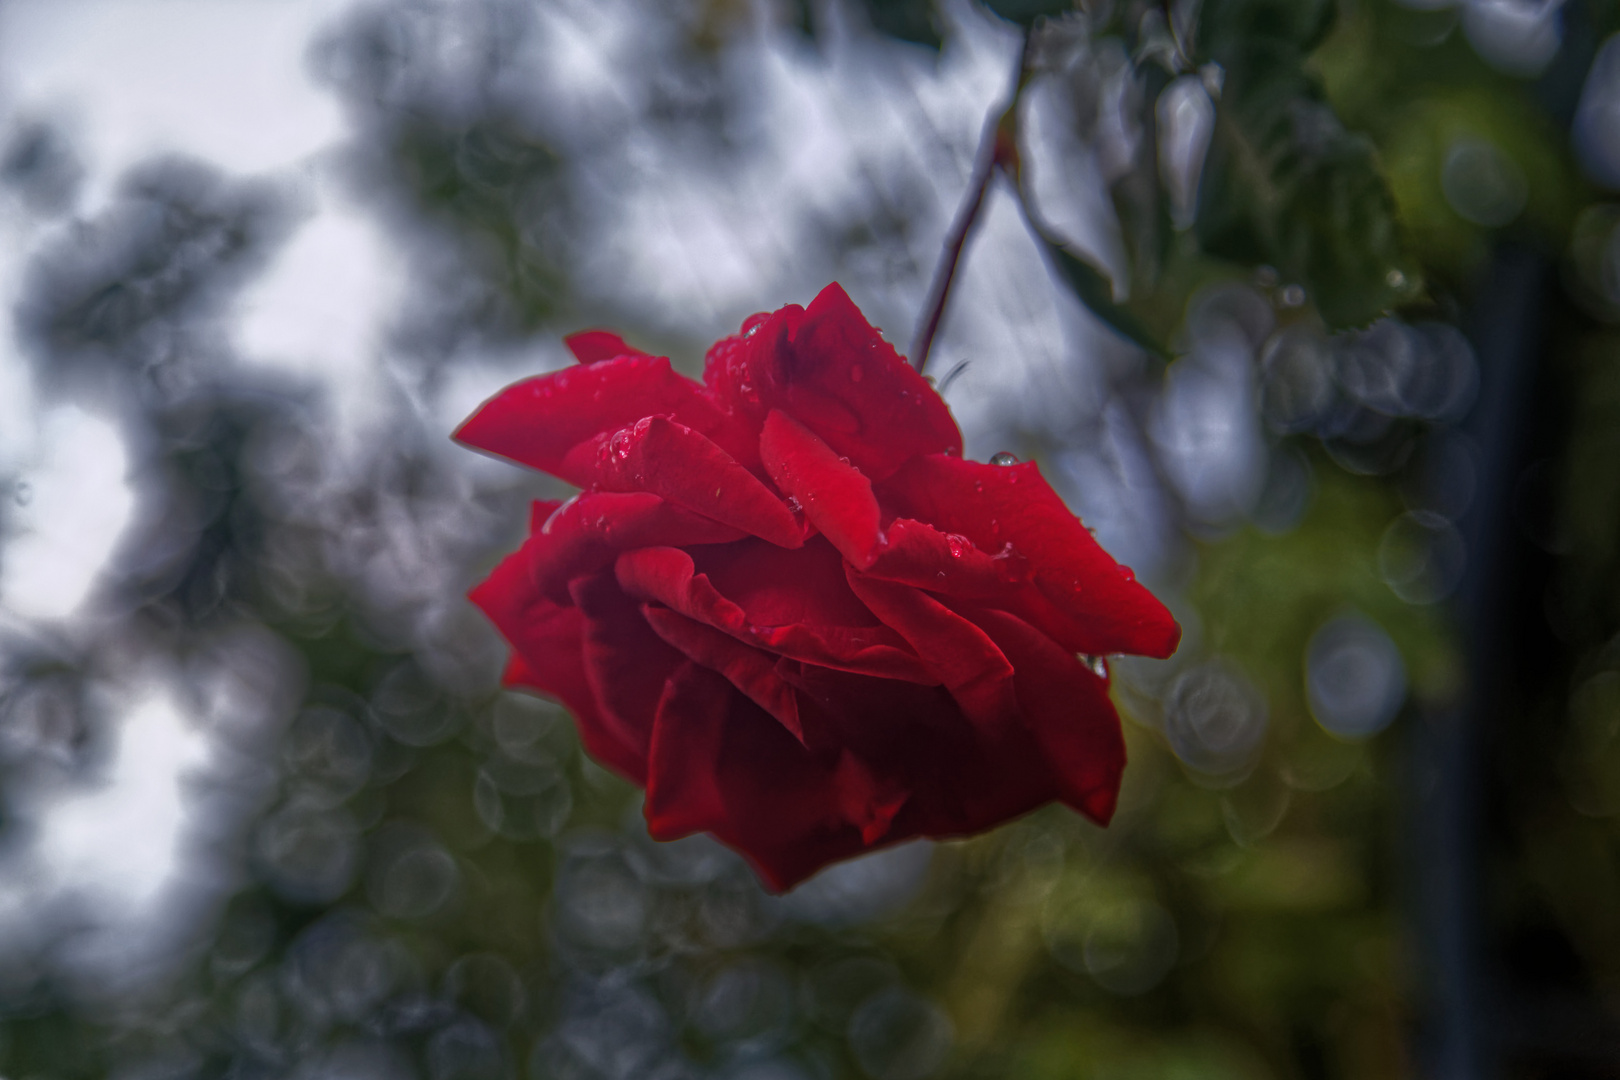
[641,605,805,743]
[970,606,1126,824]
[644,662,910,892]
[454,355,754,484]
[526,491,747,603]
[780,662,1056,838]
[703,284,961,480]
[692,535,880,629]
[568,572,683,772]
[643,662,733,840]
[615,546,934,683]
[832,750,909,846]
[529,498,565,535]
[561,415,802,549]
[844,569,1019,729]
[880,454,1181,658]
[864,517,1027,598]
[564,330,649,364]
[759,409,882,567]
[469,548,647,783]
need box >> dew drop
[1116,565,1136,583]
[714,486,723,498]
[923,375,937,388]
[785,496,803,514]
[989,451,1020,466]
[945,534,970,559]
[990,542,1027,584]
[1279,284,1306,308]
[609,429,633,461]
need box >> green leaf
[981,0,1075,27]
[1036,229,1172,358]
[859,0,943,49]
[1192,1,1411,328]
[1198,0,1336,53]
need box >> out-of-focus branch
[908,31,1032,375]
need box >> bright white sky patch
[37,681,208,917]
[0,0,350,206]
[0,405,133,621]
[234,189,405,440]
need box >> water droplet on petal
[945,534,971,558]
[989,451,1020,466]
[990,542,1028,584]
[609,429,633,461]
[923,375,938,388]
[785,496,802,514]
[1116,565,1136,583]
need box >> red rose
[457,284,1180,891]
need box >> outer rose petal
[759,409,882,567]
[568,572,684,775]
[560,415,802,548]
[454,355,755,484]
[615,546,934,683]
[469,547,647,782]
[844,569,1019,729]
[880,454,1181,658]
[565,330,649,364]
[528,491,747,603]
[703,284,962,480]
[644,663,900,891]
[864,517,1028,597]
[970,606,1126,824]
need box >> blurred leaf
[394,116,568,328]
[786,0,815,37]
[1194,0,1411,327]
[981,0,1074,27]
[1033,224,1172,358]
[858,0,942,49]
[1199,0,1336,51]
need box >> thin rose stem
[909,31,1031,376]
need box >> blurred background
[0,0,1617,1076]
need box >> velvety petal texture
[460,284,1180,891]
